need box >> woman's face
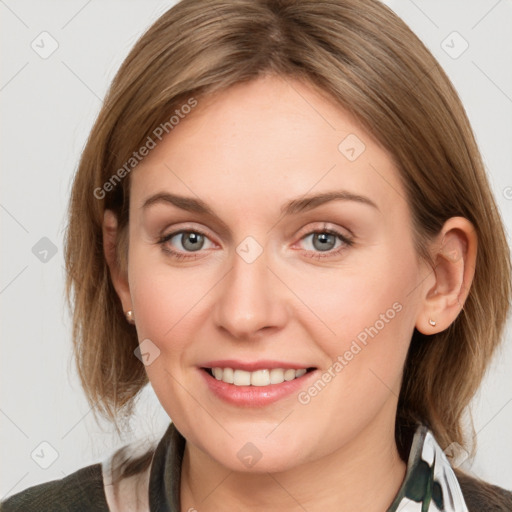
[123,74,429,472]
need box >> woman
[2,0,511,510]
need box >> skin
[103,74,477,512]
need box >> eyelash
[157,226,354,261]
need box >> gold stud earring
[429,318,436,327]
[125,310,135,325]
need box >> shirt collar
[148,421,184,512]
[387,424,469,511]
[148,422,469,511]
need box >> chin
[206,433,310,474]
[220,449,303,474]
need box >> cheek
[128,254,211,416]
[299,246,418,390]
[130,264,205,347]
[302,261,410,337]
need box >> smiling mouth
[202,367,316,386]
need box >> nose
[212,246,290,340]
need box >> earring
[125,310,135,325]
[429,318,437,327]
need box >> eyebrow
[141,190,379,217]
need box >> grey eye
[176,232,205,251]
[309,232,337,252]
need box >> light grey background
[1,0,511,499]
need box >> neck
[179,417,407,512]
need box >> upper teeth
[211,367,308,386]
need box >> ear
[415,216,478,334]
[102,209,132,315]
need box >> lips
[197,359,317,406]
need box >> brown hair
[64,0,511,482]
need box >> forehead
[130,75,408,219]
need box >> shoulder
[0,462,110,512]
[455,468,512,512]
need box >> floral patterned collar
[387,425,469,511]
[142,422,469,511]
